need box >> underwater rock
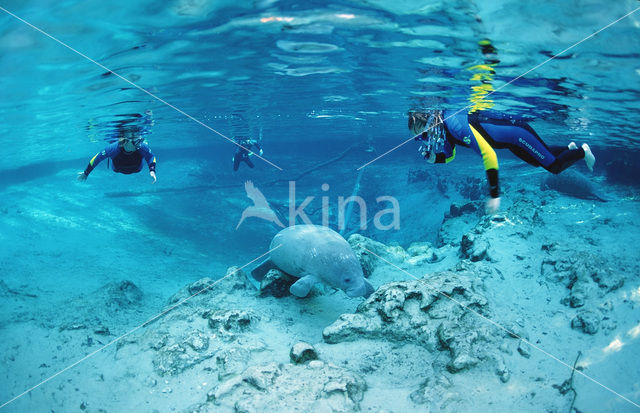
[167,277,217,305]
[207,309,259,339]
[410,374,457,407]
[542,251,623,307]
[437,201,483,247]
[591,269,624,294]
[290,342,319,364]
[207,362,366,412]
[571,310,601,335]
[168,269,253,306]
[507,198,544,225]
[348,233,407,277]
[242,362,281,391]
[184,330,210,352]
[218,266,255,292]
[323,271,499,374]
[517,340,531,358]
[562,279,592,308]
[53,280,147,332]
[259,269,295,298]
[181,403,218,413]
[541,170,608,201]
[98,280,143,308]
[495,356,511,383]
[58,322,88,332]
[456,177,485,201]
[110,280,143,307]
[460,232,490,262]
[447,201,481,218]
[93,325,111,336]
[151,329,216,376]
[405,242,439,265]
[216,347,251,380]
[308,360,324,369]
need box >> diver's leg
[506,146,542,167]
[546,147,586,174]
[233,156,240,171]
[245,158,255,168]
[549,146,568,156]
[479,120,557,169]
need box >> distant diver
[78,110,157,183]
[232,137,263,171]
[408,109,595,213]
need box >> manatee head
[344,276,375,298]
[327,255,374,298]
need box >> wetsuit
[434,110,586,198]
[82,142,156,177]
[233,140,262,171]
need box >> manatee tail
[250,258,278,282]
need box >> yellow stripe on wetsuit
[89,153,99,166]
[469,125,498,171]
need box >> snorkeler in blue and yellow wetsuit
[78,111,157,183]
[408,40,595,213]
[408,110,595,212]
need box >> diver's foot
[582,143,595,172]
[568,142,577,150]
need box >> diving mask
[120,137,144,152]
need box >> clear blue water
[1,0,640,411]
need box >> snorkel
[119,126,143,153]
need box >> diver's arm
[78,143,121,180]
[468,125,499,197]
[486,168,499,198]
[79,150,108,179]
[139,144,157,171]
[139,144,157,183]
[467,124,500,212]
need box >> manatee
[541,170,609,202]
[251,225,374,298]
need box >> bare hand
[485,197,500,214]
[150,171,157,184]
[77,172,87,182]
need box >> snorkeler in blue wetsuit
[232,137,263,171]
[408,109,596,213]
[78,111,157,183]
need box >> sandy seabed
[1,167,640,413]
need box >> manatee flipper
[290,274,319,298]
[251,258,278,282]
